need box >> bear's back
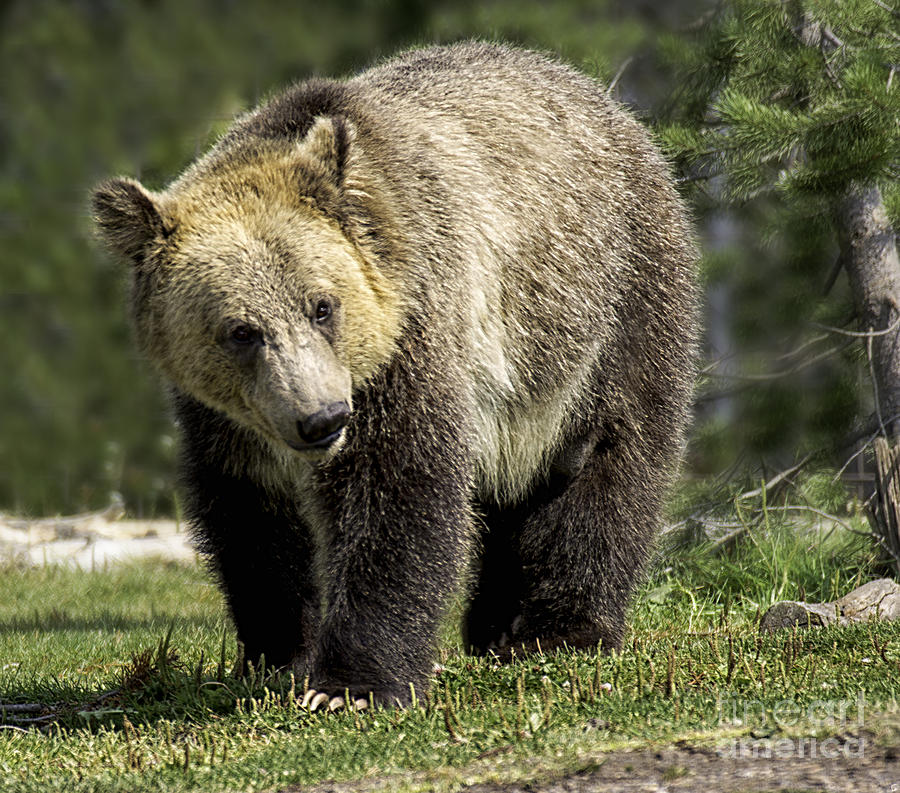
[214,43,696,502]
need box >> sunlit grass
[0,513,897,793]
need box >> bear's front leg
[302,368,474,709]
[174,393,322,671]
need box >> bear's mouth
[285,428,345,452]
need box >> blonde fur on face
[161,134,404,387]
[96,128,404,456]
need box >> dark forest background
[1,0,895,517]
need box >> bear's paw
[301,688,371,712]
[300,680,417,711]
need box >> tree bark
[835,185,900,439]
[872,437,900,576]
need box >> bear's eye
[314,300,332,324]
[230,324,261,345]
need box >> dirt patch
[459,738,897,793]
[287,728,900,793]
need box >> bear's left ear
[92,178,167,264]
[299,115,354,191]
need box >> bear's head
[92,117,402,457]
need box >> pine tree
[661,0,900,571]
[661,0,900,436]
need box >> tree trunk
[871,437,900,576]
[835,185,900,439]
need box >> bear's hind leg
[464,502,526,654]
[465,474,569,654]
[514,422,675,654]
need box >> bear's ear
[299,115,354,190]
[91,178,166,263]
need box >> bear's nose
[297,401,351,446]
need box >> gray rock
[759,600,838,632]
[760,578,900,632]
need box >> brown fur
[93,42,698,707]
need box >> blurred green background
[0,0,874,516]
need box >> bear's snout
[295,401,351,448]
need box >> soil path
[294,733,899,793]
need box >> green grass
[0,516,898,793]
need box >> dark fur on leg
[465,473,570,654]
[514,418,677,656]
[308,338,475,706]
[174,392,320,671]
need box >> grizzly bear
[93,42,697,710]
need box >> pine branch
[704,340,853,382]
[812,313,900,338]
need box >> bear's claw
[301,688,369,712]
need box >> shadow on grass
[0,627,269,731]
[0,610,221,635]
